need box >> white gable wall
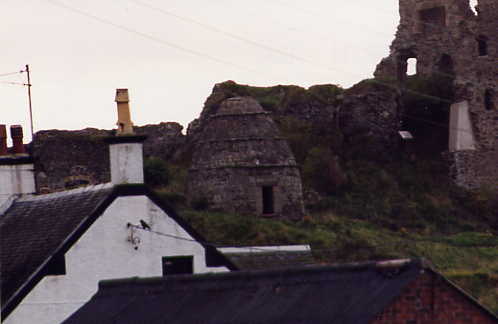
[4,195,228,324]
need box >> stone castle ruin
[375,0,497,188]
[186,97,305,220]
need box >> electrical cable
[0,71,23,78]
[130,0,484,109]
[0,81,27,86]
[44,0,258,74]
[128,224,497,253]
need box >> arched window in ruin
[477,35,488,56]
[407,58,417,76]
[484,89,494,111]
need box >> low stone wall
[32,123,185,193]
[446,150,498,189]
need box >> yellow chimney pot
[115,88,134,135]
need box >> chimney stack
[0,125,35,205]
[106,89,145,185]
[115,89,134,135]
[0,125,7,155]
[10,125,26,154]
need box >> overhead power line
[0,81,26,86]
[40,0,485,127]
[44,0,257,74]
[0,71,23,78]
[131,0,315,64]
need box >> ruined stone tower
[187,97,304,220]
[375,0,497,188]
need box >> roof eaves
[1,184,117,319]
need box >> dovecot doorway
[262,186,275,215]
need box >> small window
[484,89,494,111]
[407,58,417,76]
[477,35,488,56]
[262,186,274,215]
[419,7,446,33]
[162,256,193,276]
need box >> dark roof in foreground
[64,259,437,324]
[0,184,234,319]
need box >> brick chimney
[0,125,36,206]
[0,125,7,156]
[105,89,146,185]
[10,125,26,154]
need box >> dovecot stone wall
[187,97,304,220]
[32,123,185,193]
[375,0,497,189]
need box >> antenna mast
[25,64,34,138]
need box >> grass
[175,206,498,313]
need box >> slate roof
[222,249,316,270]
[0,184,235,319]
[63,259,431,324]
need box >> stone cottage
[375,0,497,188]
[187,97,304,220]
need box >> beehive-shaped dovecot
[187,97,304,220]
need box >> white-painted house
[0,92,236,324]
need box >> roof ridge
[98,258,422,291]
[17,182,114,202]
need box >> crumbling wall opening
[397,51,418,81]
[469,0,478,15]
[484,89,494,111]
[477,35,488,56]
[419,7,446,34]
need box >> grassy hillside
[148,78,498,313]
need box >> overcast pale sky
[2,0,400,141]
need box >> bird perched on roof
[140,219,151,230]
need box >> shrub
[144,157,170,187]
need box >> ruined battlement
[375,0,497,188]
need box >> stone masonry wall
[187,97,304,220]
[32,123,185,193]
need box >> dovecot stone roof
[63,259,441,324]
[187,96,305,219]
[0,184,235,319]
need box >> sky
[1,0,400,143]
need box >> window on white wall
[162,256,193,276]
